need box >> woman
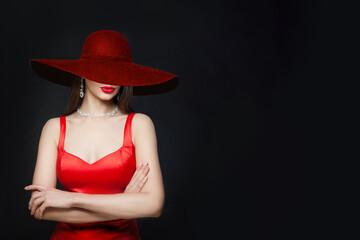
[24,30,179,239]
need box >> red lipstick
[100,86,115,93]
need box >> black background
[0,0,357,239]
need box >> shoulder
[132,113,156,135]
[132,112,154,127]
[40,117,61,141]
[132,112,153,123]
[43,117,61,130]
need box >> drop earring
[80,77,84,98]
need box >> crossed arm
[25,113,165,223]
[26,163,156,223]
[31,205,116,223]
[27,187,161,223]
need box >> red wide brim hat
[29,30,179,95]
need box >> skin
[24,78,165,223]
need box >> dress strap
[58,116,66,152]
[123,112,136,146]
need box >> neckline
[62,113,132,165]
[63,146,126,166]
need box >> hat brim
[29,59,179,95]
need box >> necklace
[76,105,119,118]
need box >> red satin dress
[50,112,141,240]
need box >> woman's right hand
[124,161,150,193]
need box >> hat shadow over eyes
[30,61,179,96]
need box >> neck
[79,93,117,114]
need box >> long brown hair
[62,75,135,116]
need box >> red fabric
[29,30,179,95]
[50,112,141,240]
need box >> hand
[24,185,75,219]
[124,161,150,193]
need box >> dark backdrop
[0,0,357,239]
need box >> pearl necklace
[76,105,119,118]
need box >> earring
[80,78,84,98]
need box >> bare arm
[29,118,58,219]
[70,191,159,219]
[32,161,151,222]
[35,206,116,223]
[33,173,150,222]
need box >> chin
[98,94,116,101]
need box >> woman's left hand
[24,184,75,219]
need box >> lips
[100,86,115,93]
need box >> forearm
[72,192,162,219]
[36,206,118,223]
